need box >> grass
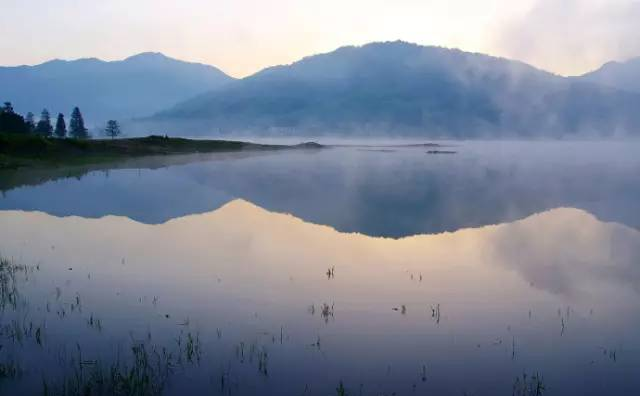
[0,254,564,396]
[512,372,545,396]
[0,358,21,380]
[0,256,32,312]
[41,340,176,396]
[0,133,321,170]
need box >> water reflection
[1,201,639,395]
[1,141,639,237]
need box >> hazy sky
[1,0,639,77]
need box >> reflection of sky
[1,200,640,395]
[0,141,639,237]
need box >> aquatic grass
[336,380,347,396]
[43,338,179,396]
[0,358,21,381]
[326,267,335,280]
[0,256,34,312]
[430,304,441,324]
[321,303,335,323]
[309,336,321,351]
[256,347,268,377]
[512,372,545,396]
[0,317,46,347]
[184,332,201,364]
[87,313,103,332]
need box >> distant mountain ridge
[149,41,640,138]
[0,52,233,127]
[578,57,640,93]
[4,43,640,138]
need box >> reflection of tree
[0,150,283,193]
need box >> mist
[493,0,640,76]
[2,141,639,237]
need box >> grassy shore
[0,134,321,169]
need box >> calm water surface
[0,141,639,395]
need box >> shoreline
[0,134,322,170]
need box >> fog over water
[0,140,638,237]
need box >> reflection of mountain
[1,144,639,237]
[1,200,639,300]
[486,208,640,297]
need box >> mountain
[151,41,640,138]
[579,57,640,93]
[0,52,233,127]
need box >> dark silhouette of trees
[36,109,53,136]
[0,102,96,140]
[104,120,121,139]
[0,102,28,134]
[69,107,88,139]
[25,112,35,133]
[54,113,67,138]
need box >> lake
[1,141,639,395]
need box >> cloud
[493,0,640,76]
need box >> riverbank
[0,134,321,169]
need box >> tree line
[0,102,121,138]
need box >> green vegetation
[0,133,309,169]
[0,100,322,169]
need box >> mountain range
[151,42,640,138]
[579,57,640,93]
[3,42,640,137]
[0,52,232,126]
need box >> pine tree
[0,102,28,134]
[35,109,53,136]
[54,113,67,138]
[104,120,121,139]
[2,102,14,113]
[25,112,36,133]
[69,107,88,139]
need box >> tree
[0,102,28,134]
[69,107,88,139]
[104,120,121,139]
[2,102,14,113]
[54,113,67,138]
[25,112,35,133]
[36,109,53,136]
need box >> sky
[1,0,639,77]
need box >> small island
[426,150,457,154]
